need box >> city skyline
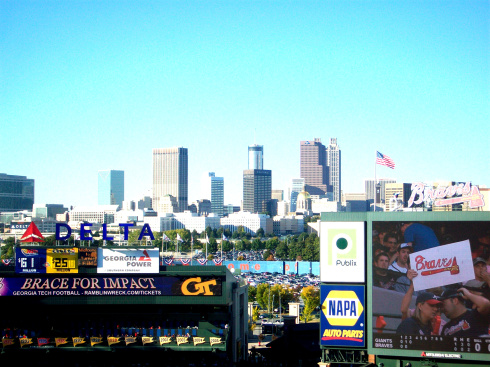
[2,1,488,208]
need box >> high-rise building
[289,178,305,212]
[153,147,188,213]
[300,139,331,196]
[326,138,341,202]
[0,173,35,212]
[243,169,272,214]
[248,145,263,170]
[98,170,124,207]
[202,172,224,217]
[365,178,396,203]
[271,190,283,202]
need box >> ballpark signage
[410,240,474,291]
[0,275,222,297]
[320,222,365,282]
[15,248,47,274]
[408,181,485,209]
[97,248,159,274]
[320,285,365,347]
[46,248,78,274]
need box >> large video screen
[370,220,490,359]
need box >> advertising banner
[320,222,365,282]
[46,248,78,274]
[0,275,222,297]
[15,248,47,274]
[411,240,474,291]
[97,248,159,274]
[320,285,365,347]
[371,220,490,358]
[78,248,97,266]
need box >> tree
[248,285,257,303]
[275,242,289,260]
[300,286,320,323]
[263,250,272,261]
[256,228,265,237]
[265,237,280,251]
[256,283,271,311]
[251,238,262,251]
[302,242,319,261]
[1,237,15,259]
[221,240,233,252]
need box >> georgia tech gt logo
[181,277,217,296]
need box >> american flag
[376,151,395,169]
[197,258,208,265]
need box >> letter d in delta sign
[320,222,365,282]
[320,285,365,347]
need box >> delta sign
[320,285,365,348]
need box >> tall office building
[365,178,396,203]
[0,173,35,212]
[248,145,263,170]
[201,172,224,217]
[153,147,188,213]
[98,170,124,207]
[300,139,331,196]
[243,169,272,214]
[326,138,341,202]
[289,178,305,212]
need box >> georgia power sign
[320,221,365,282]
[320,285,365,347]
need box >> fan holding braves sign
[410,240,475,292]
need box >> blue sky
[1,1,488,207]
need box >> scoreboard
[15,248,47,274]
[46,248,78,273]
[15,248,79,274]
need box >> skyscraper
[248,145,263,170]
[365,178,396,203]
[243,143,271,214]
[243,169,272,213]
[326,138,341,202]
[202,172,224,217]
[153,147,188,213]
[300,139,331,196]
[98,170,124,207]
[289,178,305,212]
[0,173,34,212]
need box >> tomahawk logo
[138,250,151,261]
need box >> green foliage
[275,242,288,260]
[1,237,16,259]
[248,285,257,303]
[265,237,280,251]
[251,238,262,251]
[256,283,270,311]
[300,286,320,323]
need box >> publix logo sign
[320,222,365,283]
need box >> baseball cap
[416,292,441,305]
[473,257,487,266]
[463,279,487,291]
[397,243,413,252]
[440,289,463,300]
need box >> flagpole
[191,236,193,266]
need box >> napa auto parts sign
[320,285,365,347]
[97,248,159,274]
[408,181,485,209]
